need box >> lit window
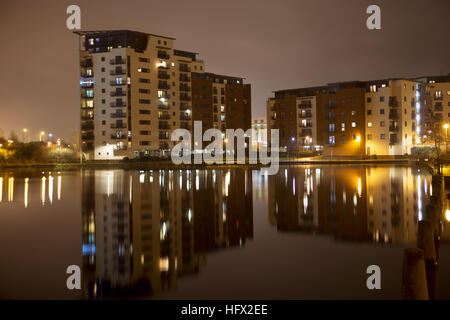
[341,123,345,132]
[328,136,335,145]
[220,105,225,112]
[368,122,372,127]
[351,122,356,127]
[88,38,94,45]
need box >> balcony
[111,133,126,139]
[298,102,312,109]
[159,133,169,140]
[110,58,126,65]
[180,85,191,92]
[110,123,127,129]
[179,66,191,72]
[299,123,312,128]
[110,91,126,97]
[300,129,313,136]
[435,103,443,111]
[389,111,399,120]
[389,97,398,107]
[180,123,191,130]
[157,52,170,59]
[81,123,94,131]
[158,113,171,120]
[158,82,170,90]
[158,72,170,79]
[179,75,191,82]
[434,96,443,101]
[110,113,126,118]
[110,101,126,107]
[180,114,191,121]
[159,123,171,130]
[80,60,93,68]
[325,103,335,110]
[81,115,94,121]
[81,133,94,140]
[110,69,126,75]
[180,104,190,111]
[158,104,170,110]
[389,134,398,145]
[110,80,126,86]
[389,125,399,132]
[180,95,191,101]
[299,112,312,118]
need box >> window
[221,114,225,122]
[380,96,385,102]
[138,68,150,73]
[351,110,356,116]
[102,120,106,125]
[220,105,225,112]
[101,109,105,114]
[139,131,150,135]
[367,134,372,140]
[367,109,372,115]
[369,85,376,92]
[139,109,150,114]
[139,99,151,104]
[342,136,345,144]
[139,120,150,125]
[367,97,372,103]
[102,130,106,136]
[380,134,385,140]
[101,57,105,62]
[351,122,356,127]
[368,122,372,128]
[329,123,335,133]
[88,38,94,45]
[139,57,150,63]
[405,121,407,127]
[101,67,105,72]
[341,123,345,132]
[380,121,385,127]
[328,136,335,145]
[380,109,385,115]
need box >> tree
[423,97,443,173]
[9,130,18,142]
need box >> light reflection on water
[0,165,449,299]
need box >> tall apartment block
[75,30,251,160]
[267,75,450,156]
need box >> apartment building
[268,75,450,156]
[75,30,251,160]
[266,87,320,152]
[365,79,421,155]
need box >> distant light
[446,209,450,222]
[356,135,361,143]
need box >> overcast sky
[1,0,449,141]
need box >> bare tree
[423,99,443,173]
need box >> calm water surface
[1,165,449,299]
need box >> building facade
[267,75,450,156]
[76,30,251,160]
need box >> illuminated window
[341,123,345,132]
[368,122,372,127]
[351,122,356,127]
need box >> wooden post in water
[418,220,437,299]
[402,248,429,300]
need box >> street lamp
[444,124,449,154]
[22,128,28,143]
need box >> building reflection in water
[268,166,432,245]
[80,169,253,298]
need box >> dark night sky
[1,0,449,141]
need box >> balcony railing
[158,72,170,79]
[180,85,191,92]
[110,58,126,65]
[110,80,126,86]
[110,91,126,97]
[180,75,191,82]
[299,113,312,118]
[158,82,170,90]
[159,123,171,129]
[389,112,399,120]
[180,114,191,121]
[179,66,191,72]
[81,123,94,131]
[158,104,170,110]
[389,98,398,107]
[300,130,313,136]
[298,103,312,109]
[111,133,126,139]
[180,104,190,111]
[158,114,171,120]
[157,52,170,59]
[110,101,126,107]
[81,133,94,140]
[81,115,94,121]
[110,113,126,118]
[110,123,127,129]
[110,69,126,75]
[159,133,169,140]
[180,95,191,101]
[389,125,399,132]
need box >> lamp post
[444,124,449,154]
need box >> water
[0,165,449,299]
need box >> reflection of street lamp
[444,124,449,153]
[39,131,45,142]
